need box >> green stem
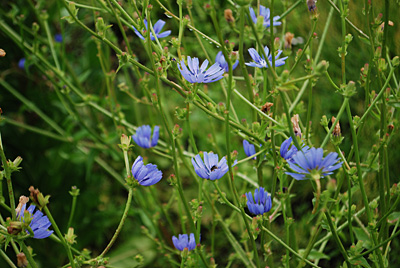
[20,241,38,268]
[99,188,133,257]
[0,249,17,268]
[324,211,351,266]
[43,206,75,267]
[346,102,384,267]
[0,138,16,220]
[67,193,78,229]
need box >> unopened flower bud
[240,194,247,208]
[172,124,182,138]
[392,56,399,67]
[65,227,77,245]
[217,102,226,114]
[231,150,238,162]
[168,174,177,186]
[374,46,382,59]
[327,179,337,192]
[252,122,261,134]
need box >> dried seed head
[224,9,235,23]
[291,114,302,137]
[332,116,341,137]
[261,102,274,114]
[284,32,294,49]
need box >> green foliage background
[0,0,399,267]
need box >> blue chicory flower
[246,187,272,215]
[54,34,63,43]
[132,19,171,41]
[17,204,53,239]
[18,58,26,70]
[249,5,281,28]
[243,140,256,160]
[215,51,239,73]
[191,152,236,180]
[132,125,160,148]
[178,56,224,83]
[246,46,288,69]
[280,137,310,162]
[286,147,343,180]
[172,233,197,251]
[131,156,163,186]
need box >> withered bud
[332,116,341,137]
[7,221,22,235]
[29,186,49,208]
[224,9,235,23]
[17,253,28,268]
[261,102,274,114]
[284,32,294,49]
[291,114,302,137]
[0,49,6,57]
[387,124,394,134]
[15,196,30,216]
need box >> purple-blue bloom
[132,125,159,148]
[131,156,163,186]
[178,56,224,83]
[286,147,343,180]
[54,34,63,43]
[18,58,26,70]
[243,140,256,160]
[280,137,309,162]
[246,46,288,69]
[172,233,197,251]
[246,187,272,215]
[191,152,236,180]
[249,5,281,28]
[132,19,171,41]
[215,51,239,73]
[17,204,53,239]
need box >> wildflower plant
[177,56,224,83]
[1,0,399,267]
[286,148,343,181]
[132,125,160,148]
[249,5,282,28]
[172,233,197,251]
[132,19,171,40]
[246,46,288,69]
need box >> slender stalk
[20,241,38,268]
[324,211,351,266]
[0,139,16,220]
[43,206,76,268]
[99,188,133,257]
[0,249,18,268]
[66,192,78,229]
[346,103,385,266]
